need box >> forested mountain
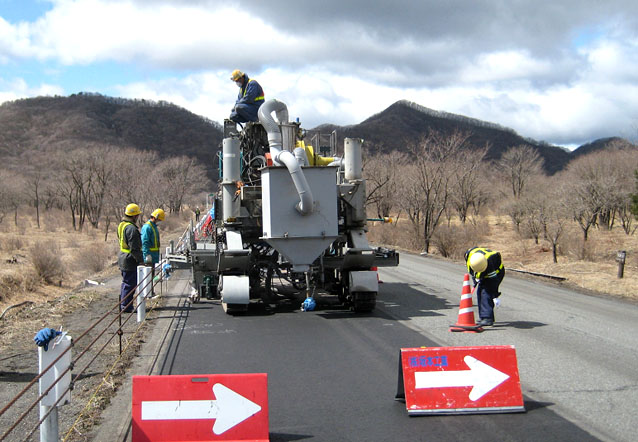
[0,93,222,179]
[0,94,631,177]
[311,100,568,174]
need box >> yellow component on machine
[296,141,337,166]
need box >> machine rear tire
[352,292,376,313]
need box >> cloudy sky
[1,0,637,148]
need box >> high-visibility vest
[243,79,265,102]
[118,221,134,253]
[145,221,160,252]
[466,247,503,279]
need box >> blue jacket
[141,220,160,264]
[230,75,264,122]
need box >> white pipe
[259,99,314,215]
[293,147,308,166]
[222,137,241,221]
[258,99,289,160]
[344,138,363,180]
[136,266,150,323]
[276,150,314,215]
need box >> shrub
[29,242,65,284]
[0,270,39,296]
[0,235,24,252]
[432,221,489,259]
[73,243,110,273]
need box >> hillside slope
[0,93,223,178]
[1,94,632,177]
[311,100,572,174]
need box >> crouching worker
[464,247,505,327]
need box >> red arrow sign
[132,374,269,441]
[397,346,524,415]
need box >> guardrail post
[616,250,626,279]
[38,335,72,442]
[136,266,151,323]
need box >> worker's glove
[144,254,153,265]
[34,328,62,351]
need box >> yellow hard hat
[469,253,488,273]
[151,208,165,221]
[125,203,141,216]
[230,69,244,81]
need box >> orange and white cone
[449,273,483,333]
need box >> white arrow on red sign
[141,383,262,435]
[414,355,510,401]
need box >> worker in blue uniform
[229,69,265,123]
[464,247,505,327]
[141,208,165,265]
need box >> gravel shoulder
[0,268,186,442]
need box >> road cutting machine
[167,99,399,313]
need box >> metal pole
[118,304,122,355]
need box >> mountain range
[0,93,632,177]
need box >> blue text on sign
[409,355,448,368]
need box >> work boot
[477,318,494,327]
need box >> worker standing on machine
[229,69,265,123]
[118,204,143,313]
[464,247,505,327]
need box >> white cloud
[0,76,64,103]
[1,0,638,146]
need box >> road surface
[157,252,638,441]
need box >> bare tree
[449,144,489,223]
[411,130,468,253]
[395,164,424,248]
[498,145,544,199]
[364,151,405,218]
[563,148,638,240]
[503,199,526,233]
[543,187,568,263]
[155,156,210,213]
[21,153,47,229]
[0,169,25,225]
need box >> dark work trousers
[120,270,137,313]
[476,272,504,321]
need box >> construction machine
[167,99,398,313]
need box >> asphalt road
[157,252,638,442]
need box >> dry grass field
[368,214,638,300]
[0,208,192,440]
[2,208,637,311]
[0,207,190,313]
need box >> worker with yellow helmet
[142,208,165,265]
[464,247,505,327]
[229,69,265,123]
[117,203,144,313]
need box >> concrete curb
[90,272,190,441]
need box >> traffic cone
[449,274,483,333]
